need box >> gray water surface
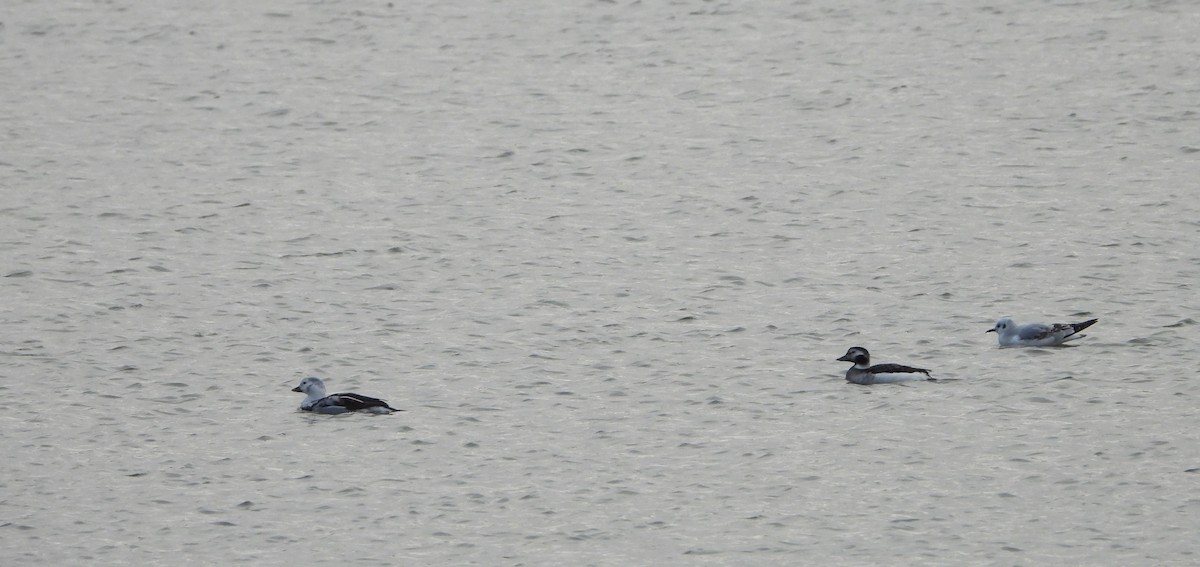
[3,1,1199,565]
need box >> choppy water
[3,1,1199,565]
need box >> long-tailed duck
[291,376,401,414]
[837,347,932,385]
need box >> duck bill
[836,354,852,361]
[985,329,995,333]
[291,386,303,392]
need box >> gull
[837,347,933,385]
[987,317,1098,347]
[291,377,402,414]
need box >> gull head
[987,318,1015,335]
[837,347,870,367]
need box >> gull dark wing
[1018,323,1056,340]
[1070,318,1099,334]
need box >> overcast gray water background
[3,1,1199,565]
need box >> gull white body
[987,317,1098,347]
[291,377,401,414]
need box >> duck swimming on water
[291,377,402,414]
[837,347,933,385]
